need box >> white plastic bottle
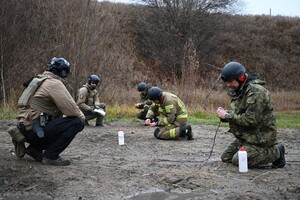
[238,147,248,172]
[118,130,125,145]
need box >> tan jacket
[76,84,100,112]
[17,71,85,127]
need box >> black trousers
[24,117,84,160]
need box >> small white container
[118,130,125,145]
[238,147,248,172]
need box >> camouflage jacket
[138,87,152,108]
[146,92,188,126]
[226,76,277,147]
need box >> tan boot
[12,139,26,158]
[7,126,26,158]
[7,126,26,143]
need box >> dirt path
[0,120,299,200]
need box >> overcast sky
[243,0,300,17]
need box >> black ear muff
[59,69,68,78]
[238,74,246,82]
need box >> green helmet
[221,62,245,82]
[147,86,162,101]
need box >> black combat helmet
[137,82,148,92]
[221,62,245,82]
[47,57,70,78]
[88,74,100,85]
[147,86,163,101]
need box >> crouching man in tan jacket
[76,74,106,127]
[8,57,85,166]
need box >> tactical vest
[18,77,61,118]
[18,77,48,107]
[83,85,97,106]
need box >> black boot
[179,125,193,140]
[42,157,70,166]
[154,128,160,139]
[26,145,43,162]
[272,144,285,168]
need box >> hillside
[1,0,300,105]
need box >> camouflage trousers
[221,139,280,168]
[84,104,106,126]
[156,118,187,140]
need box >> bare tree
[0,35,6,106]
[135,0,240,83]
[1,0,299,107]
[0,0,145,104]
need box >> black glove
[145,117,159,125]
[137,103,144,109]
[151,117,159,123]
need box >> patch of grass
[276,112,300,128]
[106,104,136,118]
[189,111,223,126]
[1,105,299,129]
[189,111,300,129]
[0,107,17,120]
[105,115,139,123]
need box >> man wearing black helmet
[8,57,85,166]
[134,82,153,121]
[217,61,285,169]
[76,74,106,127]
[145,86,193,140]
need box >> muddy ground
[0,119,299,200]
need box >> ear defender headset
[238,74,246,82]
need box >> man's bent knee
[72,117,85,132]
